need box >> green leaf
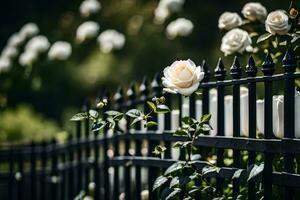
[144,121,158,128]
[200,114,211,123]
[257,33,273,43]
[169,177,179,188]
[130,116,144,126]
[202,166,220,178]
[105,110,122,116]
[70,112,88,121]
[126,109,143,118]
[107,117,116,129]
[89,110,99,119]
[247,163,264,182]
[113,113,124,121]
[156,105,170,114]
[174,129,188,137]
[188,187,200,195]
[152,175,168,191]
[161,188,181,200]
[232,169,244,180]
[172,141,184,148]
[164,162,184,176]
[91,121,107,131]
[153,145,166,156]
[191,154,202,161]
[147,101,156,111]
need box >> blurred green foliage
[0,105,62,144]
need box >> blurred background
[0,0,287,144]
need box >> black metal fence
[1,47,300,200]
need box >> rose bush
[161,59,204,96]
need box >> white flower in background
[19,51,38,66]
[7,33,26,47]
[265,10,291,35]
[166,18,194,39]
[218,12,242,30]
[79,0,101,17]
[162,59,204,96]
[97,30,125,53]
[19,23,39,39]
[159,0,185,13]
[48,41,72,61]
[76,21,100,43]
[25,35,50,54]
[154,6,170,25]
[1,46,18,59]
[0,58,11,72]
[242,2,267,22]
[220,28,252,56]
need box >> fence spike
[127,81,136,106]
[151,73,162,95]
[262,53,275,76]
[283,46,297,73]
[214,58,226,81]
[139,76,149,101]
[202,60,210,81]
[114,86,124,109]
[230,56,242,79]
[246,56,257,77]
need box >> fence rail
[1,47,300,200]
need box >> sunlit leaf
[144,121,158,128]
[126,109,143,118]
[105,110,122,116]
[70,112,88,121]
[257,33,272,43]
[164,162,184,176]
[147,101,156,111]
[247,163,264,182]
[153,175,168,191]
[156,105,170,114]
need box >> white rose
[166,18,194,39]
[220,28,252,56]
[0,57,11,72]
[1,46,18,59]
[242,2,267,22]
[97,29,125,53]
[265,10,291,35]
[76,21,100,43]
[19,51,38,66]
[19,23,39,39]
[162,59,204,96]
[218,12,242,30]
[154,6,170,24]
[25,35,50,53]
[48,41,72,61]
[7,33,26,47]
[159,0,185,13]
[79,0,101,18]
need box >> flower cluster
[218,2,300,58]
